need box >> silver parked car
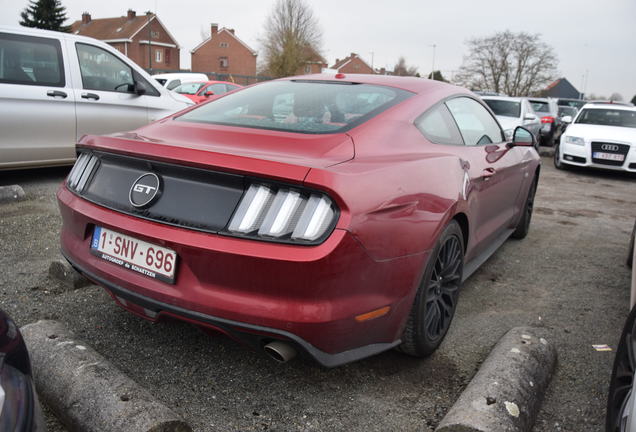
[481,96,542,142]
[0,26,194,170]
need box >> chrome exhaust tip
[264,341,297,363]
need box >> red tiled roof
[71,13,155,41]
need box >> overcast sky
[1,0,634,99]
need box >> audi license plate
[593,152,625,161]
[90,226,177,284]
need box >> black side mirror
[508,126,535,148]
[134,80,147,96]
[204,91,214,97]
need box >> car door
[445,97,525,255]
[69,41,150,137]
[0,31,76,168]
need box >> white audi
[554,102,636,172]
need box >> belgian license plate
[90,226,177,284]
[593,152,624,161]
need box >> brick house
[331,53,374,74]
[71,10,180,71]
[297,46,327,75]
[191,24,257,77]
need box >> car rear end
[56,78,426,366]
[529,98,559,146]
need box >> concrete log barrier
[21,320,192,432]
[436,326,557,432]
[0,185,26,203]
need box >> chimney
[211,23,218,34]
[81,12,91,24]
[145,11,153,17]
[350,52,356,58]
[229,28,235,34]
[127,9,136,20]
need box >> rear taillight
[541,116,554,124]
[227,183,338,244]
[67,152,100,193]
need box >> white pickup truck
[0,26,193,170]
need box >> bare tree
[393,57,419,77]
[455,31,558,96]
[261,0,322,78]
[609,92,624,102]
[200,25,210,42]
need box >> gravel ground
[0,155,634,432]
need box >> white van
[152,73,208,90]
[0,26,194,170]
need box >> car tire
[512,176,537,240]
[628,220,635,269]
[397,220,464,357]
[606,305,636,432]
[553,144,567,170]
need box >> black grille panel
[591,142,630,166]
[74,150,246,233]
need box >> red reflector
[541,116,554,124]
[335,73,346,79]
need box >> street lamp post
[429,44,437,79]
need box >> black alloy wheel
[398,221,464,357]
[607,306,636,432]
[424,235,462,341]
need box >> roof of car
[481,96,525,102]
[582,102,636,111]
[279,73,463,95]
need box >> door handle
[46,90,67,98]
[482,168,496,180]
[81,92,100,100]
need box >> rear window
[530,101,550,113]
[483,99,521,118]
[575,108,636,128]
[176,80,413,134]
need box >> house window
[155,49,162,63]
[304,64,311,73]
[151,31,159,39]
[220,42,229,48]
[219,56,228,69]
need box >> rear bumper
[58,185,428,366]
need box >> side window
[76,43,134,93]
[166,79,181,90]
[0,32,64,87]
[204,83,227,95]
[446,97,504,146]
[227,84,240,91]
[415,104,463,145]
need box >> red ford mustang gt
[57,74,540,367]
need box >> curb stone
[436,327,557,432]
[0,185,26,203]
[21,320,193,432]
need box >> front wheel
[512,177,537,239]
[554,143,567,170]
[398,221,464,357]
